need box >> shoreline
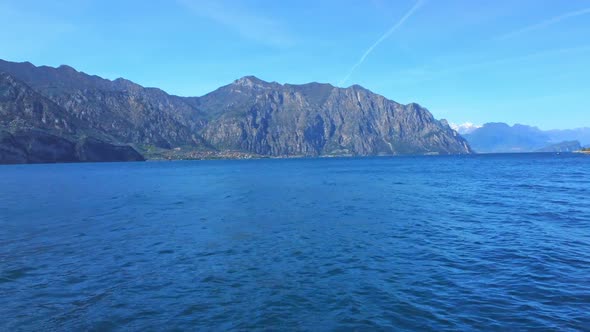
[3,151,588,166]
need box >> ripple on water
[1,154,590,330]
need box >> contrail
[339,0,424,86]
[497,7,590,40]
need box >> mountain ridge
[0,59,473,163]
[463,122,589,153]
[0,71,145,164]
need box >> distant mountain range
[450,122,481,135]
[545,128,590,146]
[0,59,471,164]
[462,122,589,153]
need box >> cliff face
[0,72,81,136]
[0,130,78,164]
[0,129,144,164]
[535,141,582,153]
[197,77,471,156]
[0,60,208,149]
[0,72,144,164]
[75,137,145,163]
[0,59,473,163]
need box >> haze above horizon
[1,0,589,130]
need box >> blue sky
[1,0,589,129]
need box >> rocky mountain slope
[0,71,143,164]
[196,77,471,156]
[0,60,208,149]
[0,129,144,164]
[0,59,472,163]
[0,72,81,136]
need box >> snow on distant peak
[450,122,482,135]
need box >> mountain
[0,72,144,164]
[0,71,81,135]
[535,141,582,153]
[195,77,471,156]
[546,128,590,146]
[450,122,481,135]
[463,123,550,153]
[463,122,589,153]
[0,59,472,163]
[0,59,208,150]
[0,129,144,164]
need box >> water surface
[1,154,590,330]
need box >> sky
[1,0,589,129]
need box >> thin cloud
[497,7,590,40]
[440,45,590,75]
[401,45,590,82]
[178,0,293,47]
[339,0,424,86]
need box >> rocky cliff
[0,71,144,164]
[0,59,472,163]
[197,77,471,156]
[0,129,144,164]
[0,60,207,149]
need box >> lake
[1,154,589,330]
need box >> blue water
[1,154,590,331]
